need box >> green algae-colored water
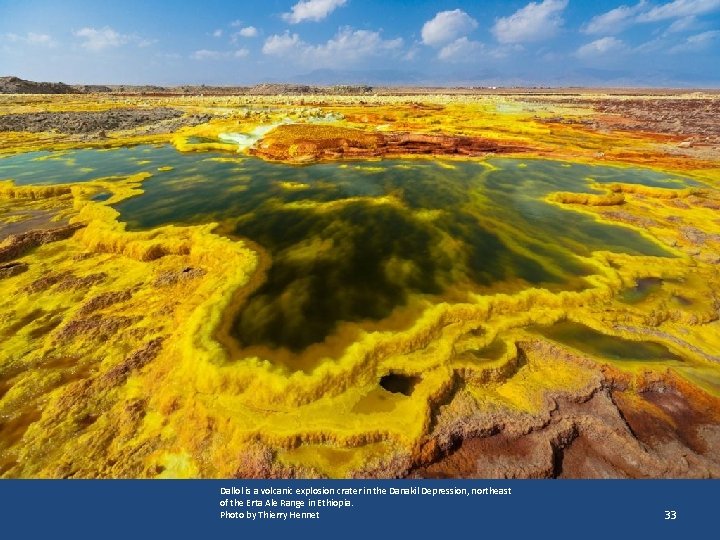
[0,146,178,184]
[619,277,664,304]
[0,145,700,352]
[528,321,682,364]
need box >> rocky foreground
[0,108,212,136]
[0,108,183,133]
[533,96,720,150]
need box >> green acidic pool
[0,145,698,353]
[529,321,682,363]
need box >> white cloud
[421,10,478,46]
[633,36,668,52]
[27,32,54,46]
[156,52,182,60]
[73,26,153,51]
[666,15,698,31]
[669,29,720,51]
[191,48,249,60]
[4,32,56,47]
[576,36,625,58]
[541,50,564,61]
[137,37,157,48]
[282,0,347,24]
[438,37,483,62]
[236,26,258,38]
[403,45,420,61]
[637,0,720,22]
[584,0,717,36]
[212,29,223,38]
[262,32,302,56]
[583,1,647,34]
[262,27,403,67]
[317,28,403,62]
[493,0,568,44]
[489,43,525,59]
[191,49,223,60]
[74,27,128,50]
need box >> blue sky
[1,0,719,86]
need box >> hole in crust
[379,373,421,396]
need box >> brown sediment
[77,290,134,316]
[0,261,27,279]
[99,338,164,387]
[408,342,720,479]
[153,267,207,287]
[56,314,137,341]
[0,223,84,263]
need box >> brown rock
[0,261,28,279]
[0,223,84,263]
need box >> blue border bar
[1,479,714,538]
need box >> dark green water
[0,146,178,185]
[0,145,698,352]
[529,321,682,363]
[619,277,664,304]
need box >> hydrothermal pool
[528,321,683,364]
[0,145,697,358]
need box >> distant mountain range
[291,69,428,86]
[2,75,717,95]
[0,76,376,95]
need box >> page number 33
[664,510,678,520]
